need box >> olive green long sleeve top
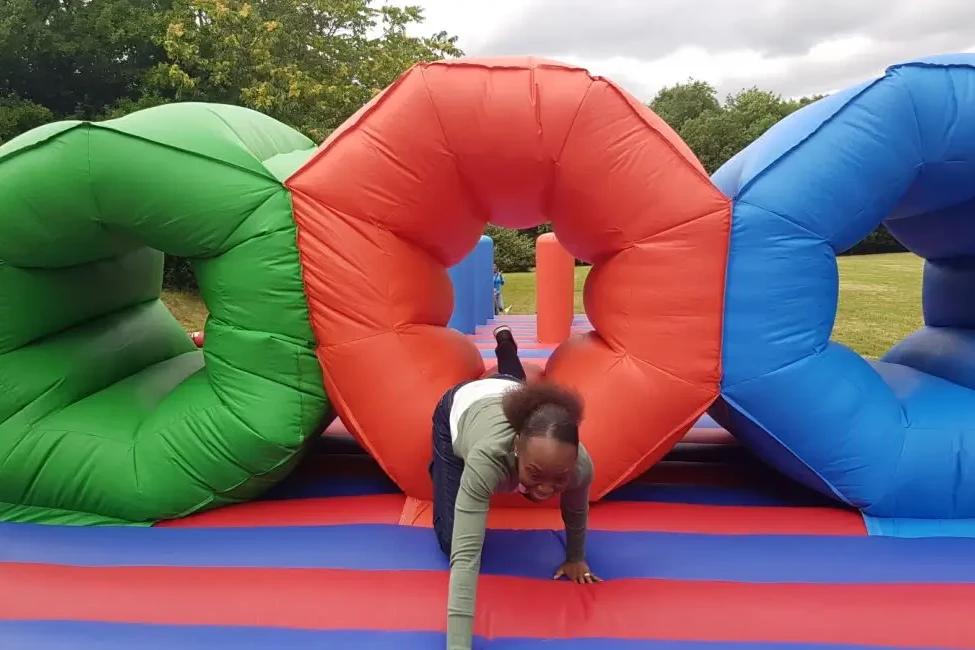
[447,391,593,650]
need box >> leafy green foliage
[0,0,173,125]
[154,0,461,141]
[486,225,536,273]
[0,95,52,142]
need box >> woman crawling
[429,325,599,650]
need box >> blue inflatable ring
[712,54,975,523]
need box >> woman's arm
[559,450,594,562]
[447,448,505,650]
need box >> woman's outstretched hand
[554,560,600,583]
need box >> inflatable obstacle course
[3,53,975,649]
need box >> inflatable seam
[736,78,885,200]
[721,345,823,394]
[84,126,106,229]
[0,122,86,165]
[736,199,822,243]
[886,69,926,165]
[97,123,280,184]
[551,77,593,168]
[622,204,733,257]
[198,336,309,451]
[720,393,846,504]
[597,77,715,187]
[201,104,276,163]
[604,400,712,495]
[417,66,491,227]
[213,191,289,256]
[888,61,975,75]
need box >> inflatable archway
[712,54,975,523]
[0,58,730,523]
[0,104,329,524]
[286,58,731,499]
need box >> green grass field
[163,252,923,359]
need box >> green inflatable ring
[0,103,328,525]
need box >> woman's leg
[430,391,465,556]
[493,325,526,381]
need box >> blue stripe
[2,522,972,584]
[863,514,975,538]
[0,621,943,650]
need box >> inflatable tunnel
[287,57,731,500]
[0,58,731,524]
[712,54,975,527]
[0,104,329,524]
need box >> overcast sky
[401,0,975,102]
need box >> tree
[487,225,536,272]
[151,0,462,141]
[649,79,720,133]
[0,95,52,143]
[0,0,173,123]
[653,85,812,174]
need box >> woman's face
[514,435,577,501]
[494,264,499,273]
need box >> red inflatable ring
[286,57,731,500]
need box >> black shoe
[493,325,517,353]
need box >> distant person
[493,264,508,314]
[429,324,598,650]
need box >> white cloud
[397,0,975,102]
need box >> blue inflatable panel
[474,235,495,325]
[864,515,975,538]
[712,54,975,520]
[447,252,476,334]
[0,621,938,650]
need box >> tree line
[0,1,901,284]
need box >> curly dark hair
[501,381,583,445]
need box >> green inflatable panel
[0,103,329,526]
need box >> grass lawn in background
[492,252,924,359]
[161,289,210,332]
[161,252,924,359]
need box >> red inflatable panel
[286,57,731,499]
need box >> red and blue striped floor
[2,316,975,648]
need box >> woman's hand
[553,560,600,583]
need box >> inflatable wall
[712,53,975,530]
[1,54,974,529]
[0,105,329,524]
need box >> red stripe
[160,494,865,535]
[2,564,972,647]
[478,501,865,535]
